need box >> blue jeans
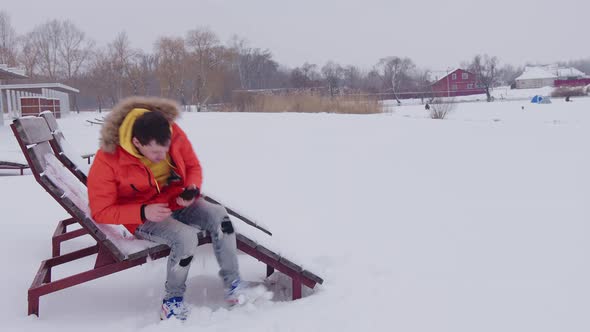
[135,197,240,299]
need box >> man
[88,97,248,320]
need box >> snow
[516,65,587,81]
[1,98,589,331]
[515,66,557,80]
[556,67,586,78]
[0,126,27,164]
[54,131,91,175]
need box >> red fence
[554,78,590,88]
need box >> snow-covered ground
[381,86,562,110]
[1,98,589,331]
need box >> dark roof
[0,65,27,80]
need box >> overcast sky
[2,0,588,70]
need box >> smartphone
[179,188,199,200]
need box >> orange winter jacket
[87,97,202,234]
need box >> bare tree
[18,32,39,77]
[468,54,498,102]
[376,56,415,103]
[429,98,456,119]
[290,62,321,88]
[229,36,280,91]
[25,19,93,81]
[0,11,17,67]
[0,11,18,66]
[154,36,186,99]
[497,64,522,87]
[321,61,343,97]
[290,67,307,88]
[342,65,363,91]
[414,69,434,103]
[87,49,118,110]
[363,69,382,93]
[59,20,94,80]
[228,35,248,89]
[108,32,137,100]
[185,27,221,106]
[31,20,63,80]
[126,52,156,96]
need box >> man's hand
[144,203,172,222]
[177,184,199,207]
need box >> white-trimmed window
[462,73,469,80]
[467,84,473,89]
[452,73,457,80]
[451,84,458,90]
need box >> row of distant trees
[0,11,588,109]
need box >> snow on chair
[12,116,324,317]
[39,111,94,178]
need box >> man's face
[132,138,170,163]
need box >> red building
[430,69,485,97]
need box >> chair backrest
[11,117,166,261]
[39,111,88,183]
[39,110,59,132]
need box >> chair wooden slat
[256,244,281,261]
[236,233,257,248]
[57,193,107,242]
[28,142,54,174]
[278,256,303,273]
[302,269,324,285]
[126,244,170,261]
[37,171,65,198]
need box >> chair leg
[292,277,302,300]
[28,293,39,316]
[94,245,116,268]
[266,265,274,277]
[52,238,60,257]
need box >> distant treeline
[0,11,588,109]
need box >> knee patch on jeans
[179,255,193,267]
[221,218,234,234]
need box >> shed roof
[427,68,463,83]
[515,67,557,81]
[0,83,79,93]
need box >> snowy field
[381,86,557,110]
[0,97,589,331]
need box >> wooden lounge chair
[0,160,29,175]
[11,116,323,317]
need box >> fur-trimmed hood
[100,97,180,153]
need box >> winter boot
[161,296,189,321]
[224,278,273,306]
